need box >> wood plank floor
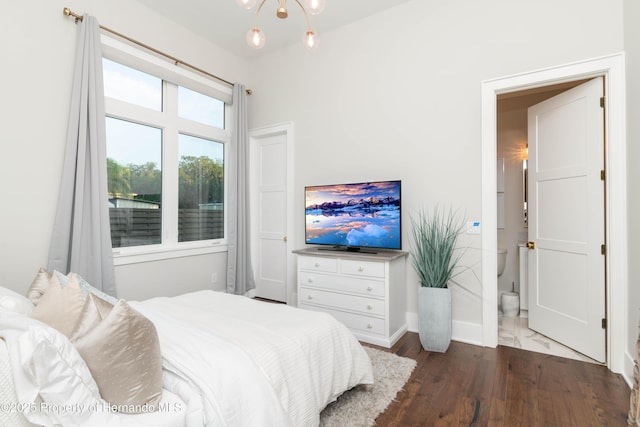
[367,332,630,427]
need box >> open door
[527,77,606,363]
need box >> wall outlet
[211,273,217,283]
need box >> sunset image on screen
[305,181,401,249]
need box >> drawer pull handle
[366,286,373,291]
[314,262,320,267]
[367,323,373,329]
[358,266,364,272]
[307,295,313,300]
[307,277,313,283]
[367,305,373,310]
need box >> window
[178,86,224,128]
[106,117,162,247]
[178,134,224,242]
[103,50,230,260]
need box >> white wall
[1,0,632,349]
[624,0,640,378]
[0,0,249,297]
[246,0,624,341]
[114,253,228,301]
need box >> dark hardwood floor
[367,332,630,427]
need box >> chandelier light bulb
[303,31,318,50]
[241,0,325,50]
[304,0,326,15]
[247,28,266,49]
[236,0,257,10]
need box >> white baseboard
[406,312,484,347]
[452,320,484,346]
[624,350,635,388]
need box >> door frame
[249,122,296,304]
[480,53,627,373]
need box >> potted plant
[410,206,465,352]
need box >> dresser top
[293,246,408,262]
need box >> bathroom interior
[496,82,599,364]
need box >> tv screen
[305,180,401,251]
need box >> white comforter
[0,290,372,427]
[132,290,374,427]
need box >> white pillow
[0,315,117,426]
[0,287,34,316]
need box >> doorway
[480,54,627,373]
[249,122,295,304]
[496,79,604,363]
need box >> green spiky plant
[410,206,466,288]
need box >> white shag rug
[320,346,416,427]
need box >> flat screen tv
[305,180,401,252]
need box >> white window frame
[102,34,233,266]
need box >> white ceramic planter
[418,287,452,352]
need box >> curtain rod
[62,7,252,95]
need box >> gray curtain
[226,84,256,295]
[47,15,117,297]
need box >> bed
[0,271,374,427]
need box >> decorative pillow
[70,294,163,413]
[52,271,118,306]
[30,275,84,337]
[75,274,119,306]
[0,287,34,315]
[26,267,56,305]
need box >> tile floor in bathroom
[498,312,601,364]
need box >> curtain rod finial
[63,7,83,22]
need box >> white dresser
[293,247,408,348]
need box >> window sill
[112,241,227,266]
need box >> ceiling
[134,0,414,59]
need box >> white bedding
[0,316,188,427]
[132,290,374,427]
[0,290,373,427]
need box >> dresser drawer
[299,287,384,317]
[299,271,385,297]
[340,259,385,278]
[299,303,385,336]
[298,256,338,273]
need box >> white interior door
[527,77,605,363]
[249,125,293,302]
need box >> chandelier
[236,0,326,50]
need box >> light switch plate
[466,221,481,234]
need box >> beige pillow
[26,267,57,305]
[70,294,163,413]
[30,275,84,337]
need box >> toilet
[497,248,507,277]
